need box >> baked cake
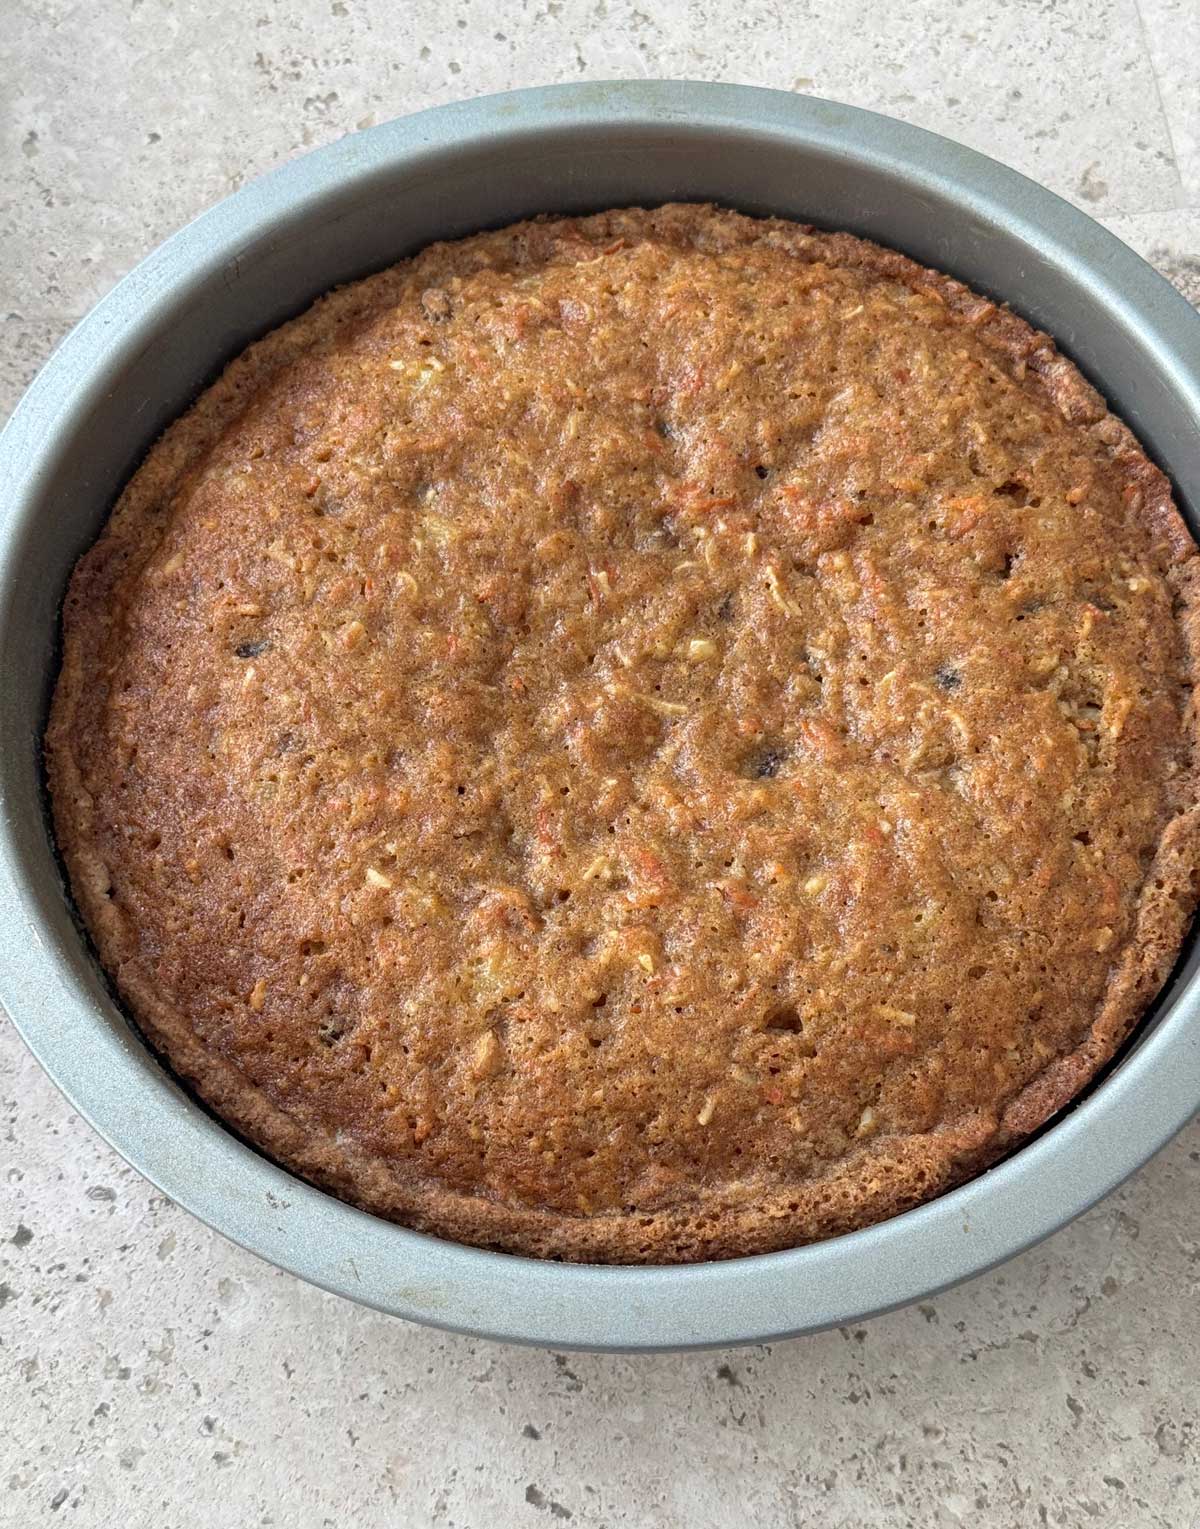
[47,204,1200,1262]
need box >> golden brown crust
[47,204,1200,1262]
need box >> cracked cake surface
[47,203,1200,1262]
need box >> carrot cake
[47,204,1200,1262]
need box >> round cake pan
[3,82,1200,1352]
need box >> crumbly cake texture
[48,203,1200,1263]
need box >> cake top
[48,205,1200,1262]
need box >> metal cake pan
[2,81,1200,1351]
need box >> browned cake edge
[46,205,1200,1263]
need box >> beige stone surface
[1137,0,1200,204]
[2,2,1198,1525]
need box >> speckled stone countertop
[3,3,1199,1526]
